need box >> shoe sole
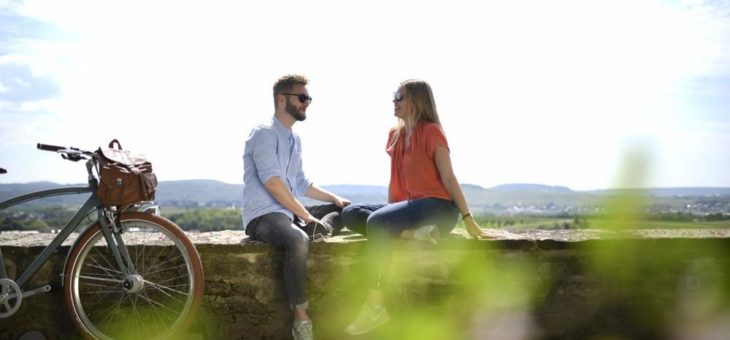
[344,314,390,335]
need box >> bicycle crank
[0,278,22,318]
[22,284,51,299]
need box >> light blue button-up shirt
[242,117,312,231]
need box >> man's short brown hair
[273,74,309,106]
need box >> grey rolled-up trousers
[245,204,343,309]
[246,212,310,309]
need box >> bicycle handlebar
[37,143,95,162]
[37,143,67,152]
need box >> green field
[456,216,730,231]
[584,218,730,229]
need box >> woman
[342,79,491,335]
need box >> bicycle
[0,143,204,339]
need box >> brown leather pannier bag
[95,139,158,208]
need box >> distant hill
[157,180,243,206]
[0,181,387,208]
[2,181,729,214]
[0,180,245,208]
[489,183,572,193]
[0,181,89,206]
[589,187,730,197]
[300,184,387,206]
[322,184,388,196]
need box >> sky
[1,0,729,191]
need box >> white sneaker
[292,320,313,340]
[344,303,390,335]
[412,225,439,245]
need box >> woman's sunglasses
[282,93,313,104]
[393,92,404,103]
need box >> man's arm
[249,129,318,224]
[305,184,351,208]
[264,176,319,223]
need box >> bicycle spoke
[143,262,187,278]
[85,301,121,331]
[141,245,170,274]
[147,276,191,292]
[89,252,122,275]
[135,291,185,315]
[135,241,147,274]
[144,281,189,302]
[134,291,166,308]
[78,275,124,284]
[92,244,124,278]
[78,282,121,291]
[142,295,178,331]
[128,293,142,321]
[138,288,176,337]
[79,265,122,281]
[150,279,190,292]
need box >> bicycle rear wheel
[63,212,204,339]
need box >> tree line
[0,207,243,232]
[2,207,728,232]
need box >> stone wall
[1,230,729,339]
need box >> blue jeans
[341,198,458,237]
[341,197,458,288]
[246,212,310,310]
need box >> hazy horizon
[1,178,729,192]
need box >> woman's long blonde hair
[388,79,442,151]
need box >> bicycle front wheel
[63,212,204,339]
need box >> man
[242,74,350,340]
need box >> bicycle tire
[63,212,204,339]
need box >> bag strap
[108,139,123,150]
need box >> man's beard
[285,100,307,121]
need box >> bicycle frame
[1,143,203,340]
[0,157,147,298]
[0,184,97,288]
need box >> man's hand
[333,196,351,208]
[304,214,323,226]
[305,185,351,208]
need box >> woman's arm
[434,146,492,239]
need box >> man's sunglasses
[393,92,404,103]
[282,93,312,104]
